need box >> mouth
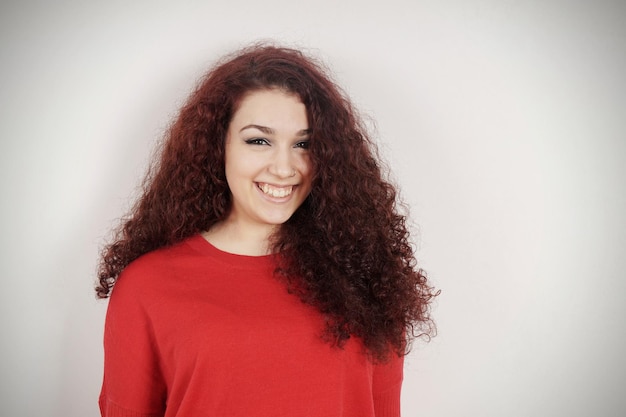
[257,182,294,198]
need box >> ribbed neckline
[185,233,277,269]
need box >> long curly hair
[97,44,438,361]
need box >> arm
[99,266,167,417]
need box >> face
[223,89,313,233]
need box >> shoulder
[111,235,206,300]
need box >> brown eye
[295,140,310,149]
[244,138,269,145]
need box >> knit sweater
[99,234,403,417]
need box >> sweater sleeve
[99,265,167,417]
[372,353,404,417]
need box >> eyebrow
[239,124,311,136]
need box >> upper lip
[257,182,296,187]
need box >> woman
[97,44,437,417]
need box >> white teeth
[260,183,293,198]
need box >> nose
[268,147,296,178]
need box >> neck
[202,219,277,256]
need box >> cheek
[298,155,314,177]
[225,150,258,180]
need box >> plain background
[1,1,625,416]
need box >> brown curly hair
[97,43,438,361]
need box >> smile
[258,183,294,198]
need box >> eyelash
[295,140,310,149]
[244,138,310,149]
[244,138,269,145]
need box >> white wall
[1,1,625,416]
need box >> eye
[294,140,310,149]
[244,138,269,146]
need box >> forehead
[230,89,308,128]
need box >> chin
[265,217,292,226]
[262,212,296,226]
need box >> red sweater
[99,234,403,417]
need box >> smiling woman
[96,44,438,417]
[206,89,314,255]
